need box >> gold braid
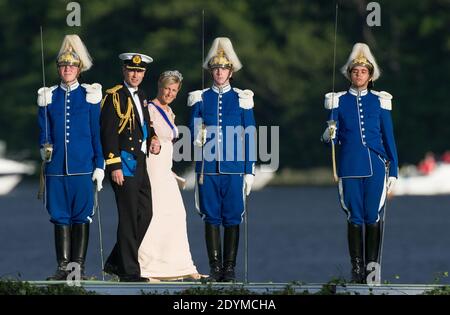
[101,85,135,134]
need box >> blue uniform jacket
[38,82,104,175]
[188,85,256,175]
[324,88,398,178]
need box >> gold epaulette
[101,85,123,108]
[106,85,123,94]
[101,84,135,134]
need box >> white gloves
[40,147,47,161]
[387,176,397,194]
[244,174,254,196]
[194,127,207,147]
[322,125,337,142]
[92,168,105,192]
[40,145,53,162]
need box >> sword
[94,187,105,281]
[328,3,339,183]
[199,9,206,185]
[37,26,53,200]
[378,161,391,281]
[244,195,249,284]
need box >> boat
[392,163,450,196]
[181,164,275,191]
[0,141,35,195]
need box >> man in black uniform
[101,52,160,282]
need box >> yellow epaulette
[106,84,123,95]
[101,85,123,109]
[101,84,135,134]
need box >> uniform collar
[349,87,368,96]
[212,84,231,94]
[124,81,139,95]
[60,81,79,91]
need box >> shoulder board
[37,85,57,107]
[371,90,393,110]
[81,83,103,104]
[324,91,346,109]
[105,85,123,95]
[187,88,209,107]
[233,88,254,109]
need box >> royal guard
[321,43,399,284]
[100,53,160,282]
[188,37,257,282]
[37,35,104,280]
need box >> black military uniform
[100,53,155,281]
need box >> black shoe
[47,269,69,281]
[71,223,89,280]
[206,266,223,282]
[205,223,223,282]
[119,276,149,282]
[222,225,239,282]
[47,224,71,281]
[103,262,119,276]
[347,222,365,284]
[365,221,382,284]
[222,265,236,282]
[350,257,366,284]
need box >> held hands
[322,125,337,142]
[150,137,161,155]
[244,174,254,196]
[387,176,397,194]
[92,168,105,191]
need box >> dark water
[1,180,450,284]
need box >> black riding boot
[205,223,222,282]
[222,225,239,282]
[347,222,365,283]
[365,221,381,284]
[47,225,71,281]
[71,223,90,280]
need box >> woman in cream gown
[138,70,202,281]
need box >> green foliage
[177,284,252,295]
[0,0,449,168]
[0,279,96,295]
[423,286,450,295]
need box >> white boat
[180,164,275,191]
[392,163,450,196]
[0,141,36,195]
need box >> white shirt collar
[124,81,139,95]
[349,87,368,96]
[212,84,231,94]
[60,81,79,91]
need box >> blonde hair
[158,70,183,90]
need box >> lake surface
[1,180,450,284]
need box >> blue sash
[150,102,178,139]
[142,121,148,140]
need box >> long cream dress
[138,102,200,280]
